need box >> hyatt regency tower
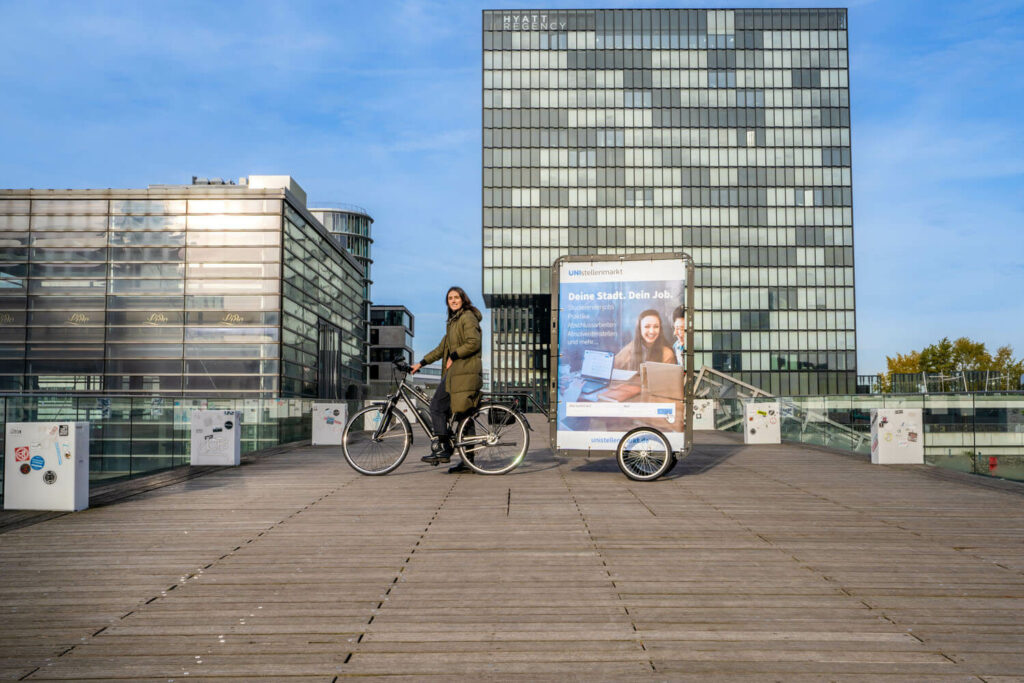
[483,9,855,405]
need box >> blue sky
[0,0,1021,374]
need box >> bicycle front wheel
[342,405,412,475]
[616,427,673,481]
[456,404,529,475]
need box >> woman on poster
[613,308,675,371]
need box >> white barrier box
[190,410,242,466]
[870,408,924,464]
[4,422,90,511]
[692,399,716,430]
[365,399,419,427]
[312,403,348,445]
[744,401,781,444]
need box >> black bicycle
[342,360,530,476]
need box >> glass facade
[483,8,856,405]
[0,181,367,399]
[282,204,366,399]
[310,207,375,389]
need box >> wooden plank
[1,430,1023,679]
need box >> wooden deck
[2,419,1023,681]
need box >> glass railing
[0,395,363,507]
[733,393,1024,481]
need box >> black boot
[421,436,452,465]
[447,450,475,473]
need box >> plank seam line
[669,474,949,663]
[730,463,1015,578]
[626,487,657,516]
[672,472,953,660]
[340,476,461,675]
[22,474,355,678]
[0,444,304,536]
[558,467,653,671]
[132,483,353,644]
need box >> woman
[613,309,675,371]
[410,286,483,473]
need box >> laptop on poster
[579,350,614,394]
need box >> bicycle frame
[371,379,434,441]
[371,372,523,451]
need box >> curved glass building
[309,205,374,306]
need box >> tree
[950,337,991,372]
[882,338,1023,393]
[991,345,1024,390]
[919,337,954,374]
[879,350,921,393]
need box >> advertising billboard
[550,254,694,454]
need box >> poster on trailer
[552,254,693,453]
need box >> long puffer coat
[421,308,483,414]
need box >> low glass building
[0,175,367,399]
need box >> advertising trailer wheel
[616,427,675,481]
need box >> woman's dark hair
[446,286,481,319]
[671,305,686,322]
[626,309,671,370]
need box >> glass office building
[483,9,855,404]
[0,175,367,399]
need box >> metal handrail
[308,202,373,218]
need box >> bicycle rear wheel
[456,404,529,475]
[616,427,673,481]
[342,405,412,475]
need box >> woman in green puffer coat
[410,286,483,472]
